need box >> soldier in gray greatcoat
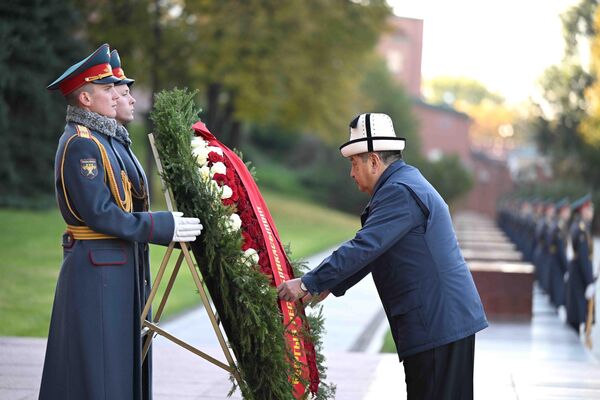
[39,44,203,400]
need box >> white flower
[210,162,227,177]
[220,185,233,199]
[207,146,223,156]
[198,165,210,180]
[243,248,260,266]
[192,145,210,166]
[191,137,208,149]
[225,213,242,232]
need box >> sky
[387,0,584,105]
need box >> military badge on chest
[80,158,98,179]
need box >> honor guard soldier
[547,199,571,318]
[39,44,203,400]
[565,194,596,335]
[277,113,487,400]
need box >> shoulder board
[75,124,91,138]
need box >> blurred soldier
[532,200,546,288]
[39,44,203,400]
[520,199,535,262]
[547,199,571,319]
[565,194,595,335]
[277,113,488,400]
[540,202,557,293]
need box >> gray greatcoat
[39,107,173,400]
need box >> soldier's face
[114,84,136,124]
[582,204,594,222]
[86,83,119,118]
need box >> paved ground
[3,215,600,399]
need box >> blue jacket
[302,160,488,359]
[39,114,174,400]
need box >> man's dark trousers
[403,334,476,400]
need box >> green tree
[530,0,598,181]
[74,0,390,192]
[75,0,390,147]
[0,0,86,207]
[358,56,420,160]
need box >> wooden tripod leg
[141,242,175,324]
[585,298,595,349]
[180,243,243,386]
[142,250,185,360]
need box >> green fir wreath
[150,88,335,400]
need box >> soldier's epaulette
[75,124,91,138]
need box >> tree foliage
[530,0,599,183]
[0,0,86,207]
[423,75,519,146]
[74,0,390,147]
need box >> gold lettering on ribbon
[257,206,285,281]
[258,205,305,387]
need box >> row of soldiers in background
[498,195,596,339]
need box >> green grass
[0,190,359,337]
[380,329,396,353]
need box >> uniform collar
[371,159,406,198]
[65,105,117,138]
[115,124,132,146]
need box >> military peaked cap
[110,50,135,86]
[47,43,120,96]
[571,194,592,212]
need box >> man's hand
[302,290,330,305]
[277,278,306,302]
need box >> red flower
[208,152,225,164]
[213,173,228,185]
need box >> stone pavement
[3,225,600,399]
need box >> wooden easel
[140,133,242,386]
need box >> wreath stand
[140,133,242,387]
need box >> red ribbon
[192,121,318,397]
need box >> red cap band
[59,63,113,96]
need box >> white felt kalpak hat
[339,113,406,157]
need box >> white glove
[171,212,203,242]
[585,283,596,300]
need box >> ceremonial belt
[66,225,117,240]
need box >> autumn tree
[74,0,390,147]
[531,0,599,183]
[424,76,518,146]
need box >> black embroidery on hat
[365,113,373,152]
[349,114,360,128]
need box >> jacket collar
[360,160,406,224]
[371,159,406,198]
[66,105,117,138]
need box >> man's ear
[78,85,94,107]
[369,153,380,172]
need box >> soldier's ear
[78,84,94,107]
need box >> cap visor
[115,78,135,86]
[93,76,121,84]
